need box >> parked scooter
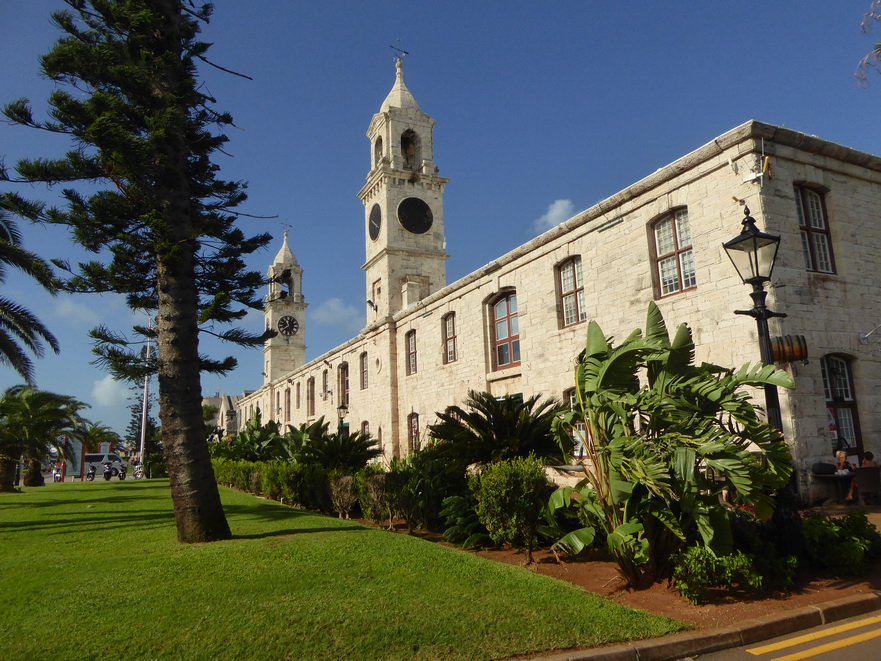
[133,461,144,480]
[102,462,113,481]
[85,465,96,481]
[53,466,62,483]
[118,465,127,481]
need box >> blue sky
[2,1,881,438]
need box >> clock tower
[263,232,306,385]
[359,58,449,322]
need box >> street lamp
[337,403,349,436]
[723,206,787,431]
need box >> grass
[0,480,684,660]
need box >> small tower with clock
[263,232,306,385]
[359,58,449,321]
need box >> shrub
[801,510,874,575]
[471,455,553,563]
[212,459,331,513]
[330,473,358,519]
[673,546,764,604]
[355,466,390,526]
[440,493,490,549]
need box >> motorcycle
[118,465,127,481]
[102,462,113,481]
[133,462,144,480]
[85,465,96,481]
[53,466,62,483]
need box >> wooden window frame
[795,185,836,274]
[306,378,315,417]
[338,362,350,407]
[821,355,861,453]
[406,330,418,375]
[557,257,586,327]
[359,351,368,390]
[651,208,696,297]
[442,313,457,364]
[491,292,520,370]
[408,412,420,452]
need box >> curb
[524,592,881,661]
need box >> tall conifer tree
[1,1,272,541]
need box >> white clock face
[278,316,299,336]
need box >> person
[835,450,854,472]
[847,451,880,502]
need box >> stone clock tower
[263,232,306,384]
[359,58,449,321]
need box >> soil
[358,503,881,631]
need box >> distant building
[221,60,881,502]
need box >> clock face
[277,315,299,336]
[368,204,382,241]
[397,197,433,234]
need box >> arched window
[275,392,281,421]
[408,413,420,452]
[651,208,696,297]
[405,330,417,375]
[338,362,350,407]
[442,313,457,364]
[361,420,370,436]
[373,137,383,168]
[557,257,586,326]
[360,351,368,389]
[296,382,301,409]
[322,369,328,398]
[284,388,291,422]
[306,378,315,417]
[821,355,861,452]
[795,185,835,273]
[491,292,520,370]
[401,129,419,170]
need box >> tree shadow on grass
[221,502,370,539]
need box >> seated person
[846,451,879,502]
[835,450,855,472]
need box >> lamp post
[723,206,787,431]
[337,403,349,436]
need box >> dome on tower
[273,232,298,267]
[380,58,420,113]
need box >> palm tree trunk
[0,458,18,492]
[22,458,44,486]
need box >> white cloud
[91,374,129,408]
[54,297,101,325]
[311,297,364,334]
[532,199,576,233]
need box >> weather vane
[389,41,409,60]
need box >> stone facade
[225,63,881,503]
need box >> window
[795,185,835,273]
[360,352,368,389]
[296,382,301,409]
[652,209,696,296]
[558,257,586,326]
[491,293,520,369]
[275,392,281,421]
[338,363,350,407]
[406,330,417,375]
[442,313,457,363]
[306,378,315,417]
[284,388,290,421]
[401,129,419,170]
[361,421,370,436]
[322,369,328,398]
[821,355,861,451]
[564,388,586,459]
[408,413,420,452]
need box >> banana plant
[550,302,794,587]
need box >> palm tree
[428,391,570,467]
[295,431,382,473]
[0,207,59,384]
[0,385,89,491]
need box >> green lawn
[0,480,683,660]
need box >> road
[700,612,881,660]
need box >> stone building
[225,60,881,500]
